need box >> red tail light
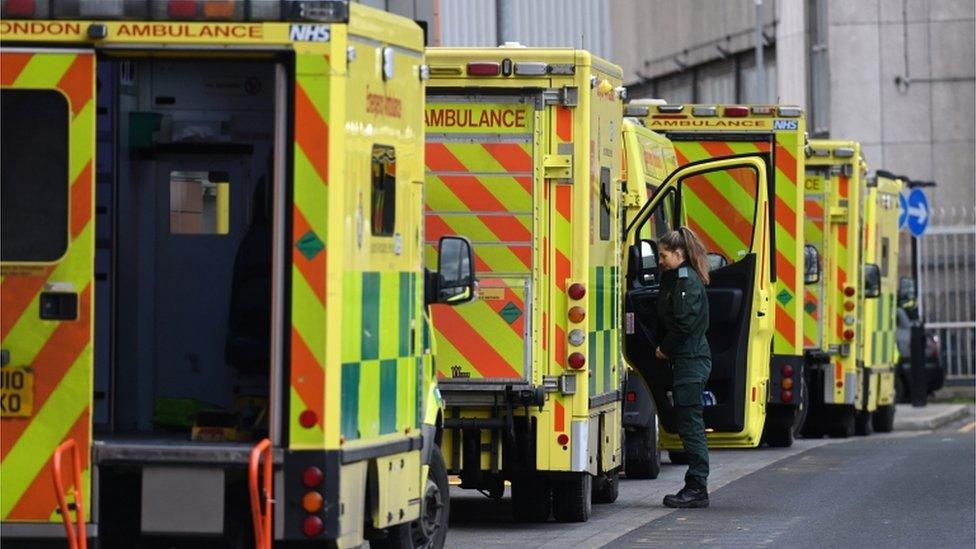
[299,410,318,429]
[4,0,35,16]
[844,286,856,297]
[302,466,324,488]
[568,352,585,369]
[568,306,586,323]
[724,106,749,117]
[557,433,569,446]
[844,301,855,311]
[781,390,793,403]
[843,329,855,341]
[168,0,197,17]
[781,365,794,378]
[626,391,637,402]
[568,283,586,300]
[467,62,500,76]
[302,515,324,537]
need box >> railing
[910,206,976,383]
[248,438,273,549]
[52,439,87,549]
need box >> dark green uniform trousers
[672,359,710,490]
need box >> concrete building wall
[825,0,975,211]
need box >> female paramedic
[655,226,712,509]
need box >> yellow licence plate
[1,366,34,418]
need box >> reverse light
[724,105,749,117]
[781,365,794,378]
[467,62,501,76]
[844,315,856,326]
[781,390,794,403]
[781,378,794,390]
[302,491,324,513]
[844,286,856,297]
[299,410,318,429]
[568,329,585,346]
[843,329,855,341]
[302,466,324,488]
[302,515,324,537]
[568,283,587,300]
[557,433,570,446]
[568,306,586,323]
[568,352,586,370]
[692,105,717,116]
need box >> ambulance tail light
[778,106,802,117]
[844,286,856,297]
[781,378,794,390]
[568,306,586,323]
[691,106,717,117]
[781,365,794,378]
[3,0,35,17]
[302,466,324,488]
[657,104,684,113]
[467,62,501,76]
[843,329,855,341]
[568,352,586,370]
[557,433,570,446]
[781,390,793,403]
[626,391,637,402]
[724,105,749,117]
[568,283,586,300]
[302,516,324,537]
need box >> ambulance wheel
[624,425,661,479]
[800,415,823,438]
[552,473,592,523]
[592,469,619,504]
[854,410,874,436]
[763,418,795,447]
[371,444,449,549]
[511,476,551,522]
[872,405,896,433]
[668,450,689,465]
[826,408,855,438]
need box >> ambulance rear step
[93,437,283,466]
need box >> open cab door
[622,155,773,448]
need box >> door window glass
[599,167,611,241]
[635,189,675,242]
[678,166,759,265]
[1,90,69,261]
[169,171,230,235]
[371,145,396,236]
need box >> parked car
[895,307,945,402]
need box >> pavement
[893,403,971,431]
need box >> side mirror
[898,276,916,306]
[863,263,881,299]
[706,252,728,272]
[803,244,821,284]
[435,236,476,305]
[630,239,660,286]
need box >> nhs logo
[773,119,798,131]
[290,24,331,42]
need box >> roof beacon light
[203,0,236,19]
[751,105,775,115]
[4,0,36,17]
[833,147,855,158]
[657,104,684,113]
[692,105,717,116]
[724,105,749,117]
[514,62,547,76]
[168,0,197,17]
[778,105,802,117]
[467,62,501,76]
[624,104,651,117]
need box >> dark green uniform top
[657,261,711,385]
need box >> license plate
[1,366,34,418]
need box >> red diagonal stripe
[775,143,797,183]
[554,250,570,292]
[685,174,754,249]
[775,303,796,343]
[1,53,32,85]
[554,325,566,368]
[776,249,797,291]
[56,53,93,118]
[1,285,92,460]
[290,327,324,428]
[437,175,511,213]
[775,195,798,240]
[295,82,329,184]
[555,185,571,222]
[432,305,521,379]
[1,270,52,341]
[556,107,572,142]
[480,142,533,173]
[481,282,526,336]
[838,175,849,199]
[804,198,823,218]
[424,214,492,273]
[292,207,326,306]
[425,142,467,172]
[70,160,93,238]
[554,401,565,432]
[7,410,89,520]
[687,218,724,258]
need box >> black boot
[663,484,709,508]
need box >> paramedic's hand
[655,347,667,360]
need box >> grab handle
[52,439,87,549]
[248,438,273,549]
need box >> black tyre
[854,410,873,436]
[371,444,450,549]
[668,450,689,465]
[511,475,551,523]
[763,417,795,447]
[872,404,896,433]
[624,424,661,479]
[591,469,619,504]
[800,414,823,438]
[826,407,855,438]
[551,473,592,523]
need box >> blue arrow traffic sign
[906,188,930,237]
[898,192,908,230]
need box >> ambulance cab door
[1,48,96,524]
[623,156,771,437]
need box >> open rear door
[622,155,772,443]
[1,48,96,524]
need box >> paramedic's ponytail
[659,226,710,285]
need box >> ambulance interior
[94,57,281,447]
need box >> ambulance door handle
[39,292,79,321]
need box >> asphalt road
[445,417,975,549]
[607,425,975,548]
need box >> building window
[643,49,777,105]
[371,145,396,236]
[1,89,69,262]
[808,0,829,136]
